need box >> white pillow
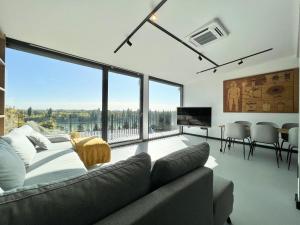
[0,187,3,194]
[0,138,26,190]
[12,125,34,136]
[3,132,37,167]
[27,130,52,150]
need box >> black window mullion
[102,67,108,141]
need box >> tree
[93,123,99,131]
[27,107,32,117]
[77,124,84,132]
[47,108,53,118]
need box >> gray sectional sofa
[0,141,234,225]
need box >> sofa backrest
[0,153,151,225]
[151,142,210,190]
[95,167,214,225]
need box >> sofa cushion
[3,132,37,167]
[151,142,210,190]
[0,152,151,225]
[213,176,234,225]
[25,145,87,186]
[11,125,34,136]
[0,139,26,191]
[27,130,52,150]
[46,134,70,143]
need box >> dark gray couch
[0,142,233,225]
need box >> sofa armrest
[95,167,214,225]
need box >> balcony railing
[7,108,179,143]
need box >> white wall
[183,55,299,138]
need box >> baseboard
[295,194,300,210]
[183,132,298,153]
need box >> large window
[5,48,103,137]
[108,71,142,143]
[5,41,183,145]
[148,78,182,139]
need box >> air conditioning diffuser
[187,18,229,47]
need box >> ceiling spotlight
[213,68,217,73]
[127,40,132,46]
[150,13,158,21]
[238,59,243,65]
[198,55,202,61]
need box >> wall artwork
[223,68,299,113]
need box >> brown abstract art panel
[223,68,299,113]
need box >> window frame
[148,76,184,140]
[5,37,183,145]
[106,68,144,144]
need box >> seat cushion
[0,139,26,191]
[25,145,87,186]
[151,142,210,190]
[213,176,234,225]
[0,153,151,225]
[2,131,37,167]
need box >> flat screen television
[177,107,211,127]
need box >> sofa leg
[227,217,232,224]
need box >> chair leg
[227,217,232,224]
[251,142,256,156]
[228,138,232,150]
[243,139,245,159]
[277,142,283,161]
[274,143,279,168]
[280,139,284,150]
[248,142,253,160]
[288,147,293,170]
[286,144,291,162]
[224,138,229,153]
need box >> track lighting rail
[196,48,273,74]
[147,20,219,67]
[114,0,273,74]
[114,0,168,53]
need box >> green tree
[93,123,99,131]
[27,107,32,117]
[77,123,84,132]
[47,108,53,118]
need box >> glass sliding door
[5,48,103,137]
[107,71,142,143]
[149,78,182,139]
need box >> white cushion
[0,187,3,194]
[25,143,87,186]
[12,125,34,136]
[46,134,70,143]
[27,130,52,150]
[3,132,37,167]
[0,139,26,190]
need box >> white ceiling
[0,0,299,84]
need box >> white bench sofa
[0,125,87,193]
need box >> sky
[6,48,181,111]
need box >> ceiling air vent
[187,18,229,47]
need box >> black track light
[213,68,217,73]
[198,55,202,61]
[238,59,243,65]
[127,40,132,46]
